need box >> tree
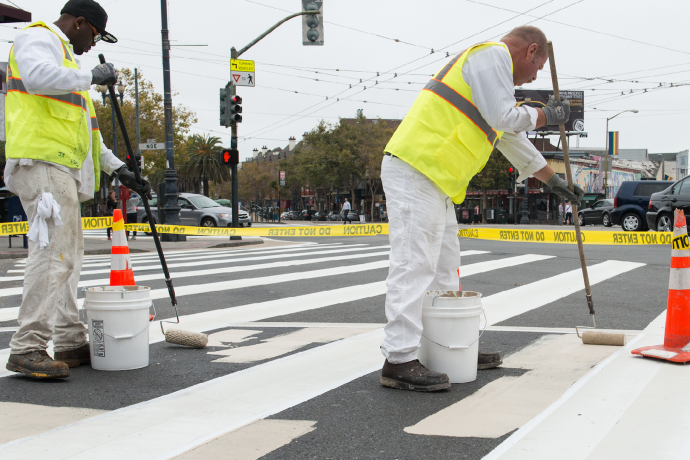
[180,134,229,196]
[467,148,514,217]
[91,68,197,190]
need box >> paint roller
[99,54,207,349]
[546,43,625,347]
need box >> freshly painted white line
[459,254,554,276]
[77,246,386,276]
[230,322,386,329]
[481,333,648,460]
[485,326,643,335]
[0,330,385,460]
[0,252,391,298]
[484,260,646,326]
[0,308,18,323]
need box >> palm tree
[182,134,229,196]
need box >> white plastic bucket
[418,290,485,383]
[83,286,152,371]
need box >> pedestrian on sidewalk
[565,201,573,225]
[126,190,139,240]
[106,190,116,240]
[342,198,351,225]
[379,26,584,392]
[4,0,152,380]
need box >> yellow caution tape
[457,227,673,245]
[0,217,390,237]
[672,234,690,250]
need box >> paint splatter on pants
[9,162,87,354]
[380,155,460,364]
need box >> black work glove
[541,96,571,126]
[91,63,117,85]
[547,174,584,208]
[114,166,152,199]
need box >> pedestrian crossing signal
[221,148,239,167]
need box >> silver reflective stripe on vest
[423,79,497,145]
[435,48,468,81]
[91,117,98,130]
[61,42,74,62]
[7,77,86,110]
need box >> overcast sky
[3,0,690,161]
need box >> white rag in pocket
[27,192,63,249]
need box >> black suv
[610,180,672,231]
[647,177,689,231]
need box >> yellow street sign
[230,59,255,72]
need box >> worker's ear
[526,43,538,62]
[74,16,87,30]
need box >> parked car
[347,210,360,221]
[578,199,614,227]
[287,210,300,220]
[610,181,672,231]
[280,211,290,220]
[215,198,231,207]
[299,209,317,221]
[647,177,687,231]
[135,192,251,229]
[327,211,342,221]
[311,211,328,221]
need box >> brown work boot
[6,350,70,379]
[478,351,502,370]
[380,359,450,392]
[54,343,91,368]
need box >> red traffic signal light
[221,148,239,167]
[508,167,514,173]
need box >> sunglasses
[86,21,101,44]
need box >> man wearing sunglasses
[4,0,152,379]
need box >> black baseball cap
[61,0,117,43]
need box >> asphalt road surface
[0,233,671,459]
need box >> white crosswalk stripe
[0,242,650,459]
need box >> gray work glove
[541,96,571,126]
[547,174,584,207]
[91,63,118,86]
[114,166,152,199]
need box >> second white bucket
[83,285,152,371]
[418,290,484,384]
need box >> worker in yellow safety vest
[4,0,151,380]
[379,26,584,392]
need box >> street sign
[139,140,164,150]
[279,170,286,186]
[230,59,255,87]
[230,71,255,87]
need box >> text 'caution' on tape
[457,228,674,245]
[0,218,390,237]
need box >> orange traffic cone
[632,209,690,363]
[110,209,135,286]
[457,268,462,291]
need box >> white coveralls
[6,24,124,354]
[381,44,549,364]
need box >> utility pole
[520,178,530,224]
[135,68,141,164]
[160,0,184,241]
[230,47,240,230]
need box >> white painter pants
[9,162,87,354]
[380,155,460,364]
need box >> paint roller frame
[99,54,207,349]
[546,43,624,347]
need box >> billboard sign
[514,89,584,132]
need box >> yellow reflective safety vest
[6,21,102,190]
[385,42,510,204]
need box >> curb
[209,240,264,249]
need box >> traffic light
[220,86,229,127]
[126,153,142,173]
[229,95,242,124]
[508,167,515,182]
[220,148,239,167]
[302,0,323,46]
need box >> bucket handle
[421,306,487,350]
[81,301,155,340]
